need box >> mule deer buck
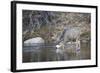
[51,26,82,60]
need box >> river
[23,41,90,63]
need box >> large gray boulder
[24,37,45,46]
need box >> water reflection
[23,41,90,63]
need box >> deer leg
[76,38,80,55]
[75,37,81,60]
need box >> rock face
[24,37,44,46]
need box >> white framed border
[11,1,97,71]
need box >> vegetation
[23,10,91,43]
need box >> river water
[23,41,90,63]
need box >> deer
[51,26,82,60]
